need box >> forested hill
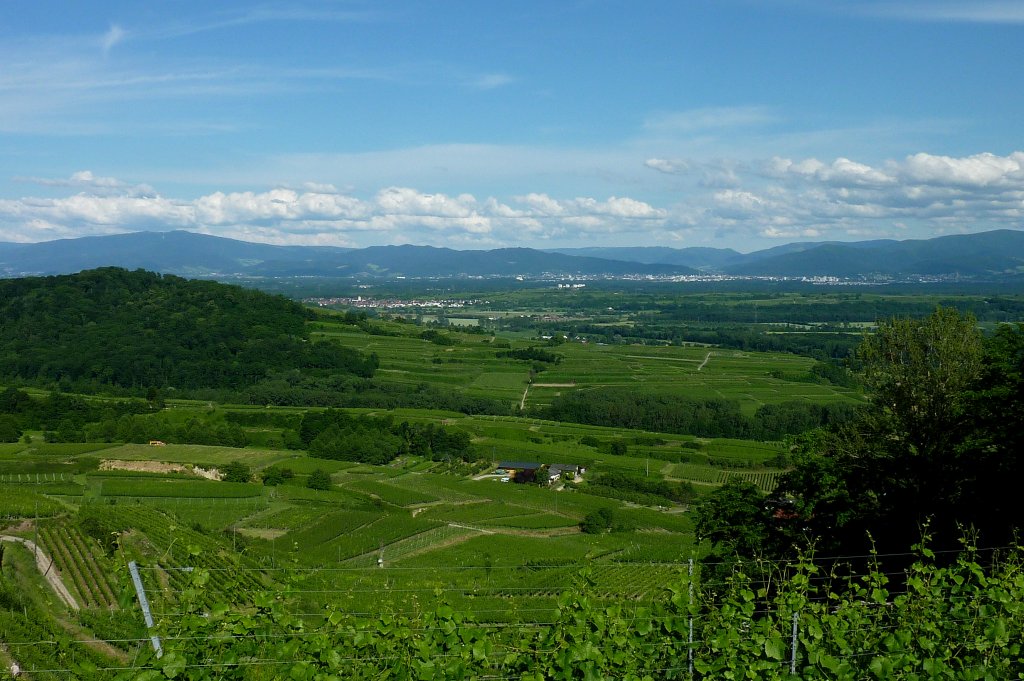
[0,268,377,392]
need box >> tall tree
[956,322,1024,545]
[787,307,986,553]
[700,308,999,562]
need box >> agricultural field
[95,442,296,468]
[311,324,531,403]
[0,298,881,671]
[0,411,777,617]
[310,315,865,415]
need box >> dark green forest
[543,389,856,440]
[0,268,378,393]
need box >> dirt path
[447,522,495,535]
[0,641,22,679]
[0,535,79,611]
[697,352,712,371]
[520,384,530,410]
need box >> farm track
[447,522,494,535]
[0,535,79,610]
[619,354,701,363]
[0,642,21,680]
[697,352,713,371]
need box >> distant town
[308,296,487,310]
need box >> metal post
[790,611,799,675]
[128,561,162,658]
[688,557,694,678]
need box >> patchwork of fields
[312,320,864,414]
[0,324,860,650]
[0,410,783,618]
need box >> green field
[310,317,865,415]
[95,443,294,468]
[0,328,824,619]
[0,300,885,672]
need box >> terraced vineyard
[344,523,477,566]
[97,478,263,498]
[725,469,782,492]
[37,524,119,609]
[0,327,836,670]
[325,513,442,563]
[78,504,274,611]
[344,478,439,506]
[0,486,69,518]
[282,509,384,549]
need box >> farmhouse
[497,460,541,482]
[547,464,581,483]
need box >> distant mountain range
[551,230,1024,279]
[0,231,696,279]
[2,229,1024,280]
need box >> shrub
[306,468,332,491]
[221,461,251,483]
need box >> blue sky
[2,1,1023,251]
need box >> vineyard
[344,478,440,506]
[343,523,477,567]
[281,509,384,549]
[669,463,781,491]
[725,469,781,491]
[97,479,263,498]
[37,524,119,609]
[100,544,1024,680]
[0,341,823,678]
[0,486,68,518]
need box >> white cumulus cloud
[0,175,673,246]
[4,152,1023,248]
[899,151,1024,187]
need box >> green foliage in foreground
[124,544,1023,680]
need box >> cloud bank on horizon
[4,150,1023,248]
[1,1,1022,251]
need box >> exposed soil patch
[237,528,287,540]
[99,459,221,480]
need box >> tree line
[299,409,474,465]
[543,389,857,440]
[697,308,1024,578]
[0,388,153,442]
